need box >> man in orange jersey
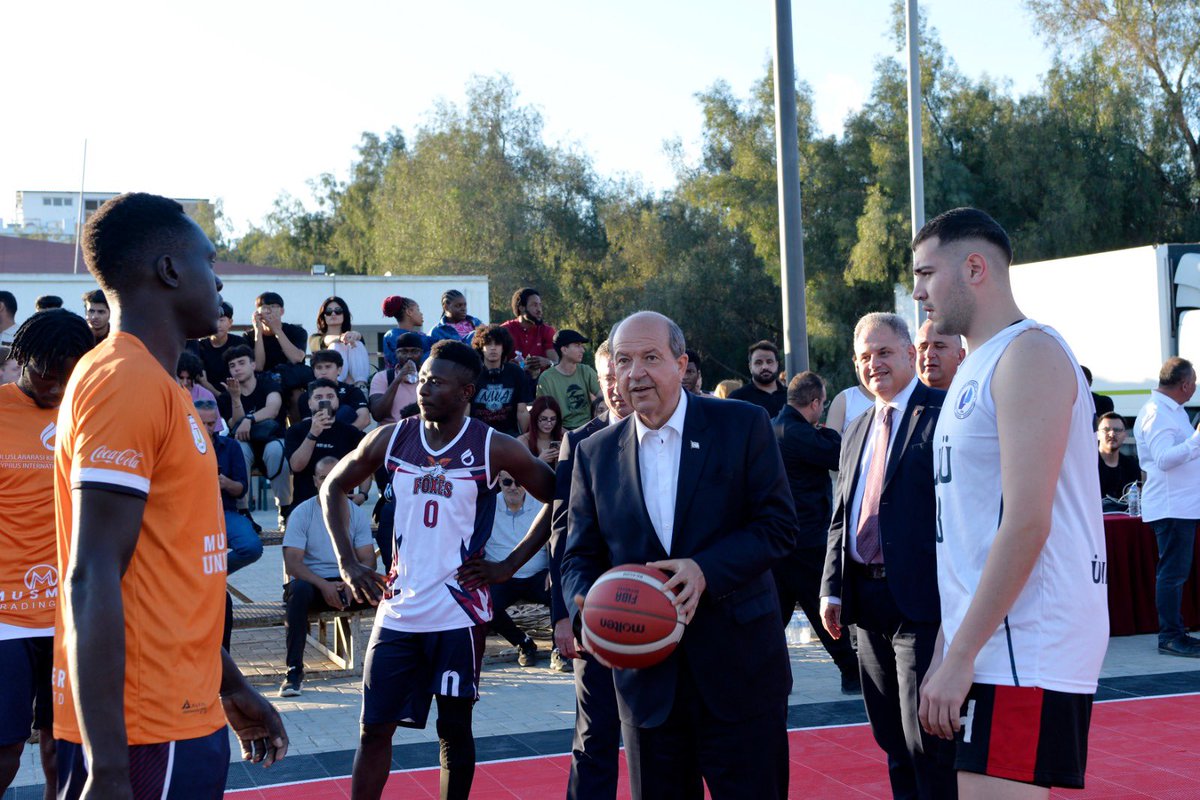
[0,310,94,800]
[54,193,287,800]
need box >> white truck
[1008,244,1200,417]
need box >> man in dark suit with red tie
[561,311,796,800]
[820,312,956,800]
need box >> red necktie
[856,405,893,564]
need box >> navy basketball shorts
[955,683,1093,789]
[0,636,53,745]
[57,726,230,800]
[361,625,487,729]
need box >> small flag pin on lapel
[690,440,700,449]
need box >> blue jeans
[224,509,263,574]
[1149,517,1198,645]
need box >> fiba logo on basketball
[614,588,639,604]
[954,380,979,419]
[89,446,143,468]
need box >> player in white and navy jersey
[912,208,1108,797]
[320,340,556,800]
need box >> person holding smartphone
[284,379,369,508]
[517,396,564,467]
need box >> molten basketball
[581,564,686,669]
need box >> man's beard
[755,369,778,385]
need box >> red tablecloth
[1104,514,1200,636]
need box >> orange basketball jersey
[0,382,60,633]
[53,333,227,744]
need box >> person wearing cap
[368,331,424,424]
[536,329,599,431]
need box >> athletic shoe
[278,668,303,696]
[550,648,573,673]
[517,638,538,667]
[840,671,862,695]
[1158,636,1200,658]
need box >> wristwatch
[306,433,319,441]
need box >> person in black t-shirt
[246,291,311,423]
[187,300,247,396]
[728,340,787,417]
[297,350,370,430]
[284,379,367,506]
[470,324,531,436]
[219,345,293,523]
[1097,411,1142,499]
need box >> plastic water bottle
[1127,483,1141,517]
[786,611,813,645]
[514,350,525,370]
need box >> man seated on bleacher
[284,379,367,508]
[298,349,371,430]
[486,470,551,667]
[279,456,375,697]
[196,399,263,573]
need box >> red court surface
[232,693,1200,799]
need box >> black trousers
[621,656,789,800]
[488,571,552,647]
[851,572,957,800]
[283,578,373,675]
[568,652,620,800]
[773,545,859,676]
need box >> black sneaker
[517,638,538,667]
[1158,636,1200,658]
[840,671,862,695]
[278,669,303,697]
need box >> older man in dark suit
[821,312,955,800]
[561,311,796,800]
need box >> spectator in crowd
[187,300,246,396]
[826,382,875,434]
[430,289,483,344]
[821,312,954,798]
[34,295,62,311]
[81,288,110,343]
[501,287,558,379]
[486,471,551,667]
[381,295,429,368]
[518,396,564,467]
[536,330,598,430]
[914,318,965,391]
[1082,365,1116,419]
[1133,357,1200,657]
[279,457,375,697]
[219,345,292,527]
[177,351,225,435]
[548,338,628,795]
[471,323,530,436]
[246,291,310,423]
[713,378,742,398]
[773,371,861,695]
[729,340,787,416]
[0,309,93,799]
[195,399,262,573]
[284,379,367,508]
[1098,411,1142,500]
[309,296,370,389]
[368,332,422,424]
[0,291,16,345]
[682,348,705,394]
[299,350,370,430]
[0,347,17,385]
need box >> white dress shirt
[1134,390,1200,522]
[846,375,918,563]
[634,390,688,554]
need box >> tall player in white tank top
[912,209,1108,796]
[318,340,556,800]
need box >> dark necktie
[856,405,893,564]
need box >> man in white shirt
[561,311,796,799]
[486,471,550,667]
[1133,357,1200,657]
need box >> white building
[12,190,210,239]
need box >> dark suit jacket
[548,412,609,624]
[772,405,841,550]
[821,381,944,626]
[561,394,797,728]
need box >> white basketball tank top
[934,319,1108,693]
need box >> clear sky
[1,1,1055,237]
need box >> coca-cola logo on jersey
[89,446,143,469]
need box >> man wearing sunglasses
[485,471,551,667]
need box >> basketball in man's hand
[581,564,686,669]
